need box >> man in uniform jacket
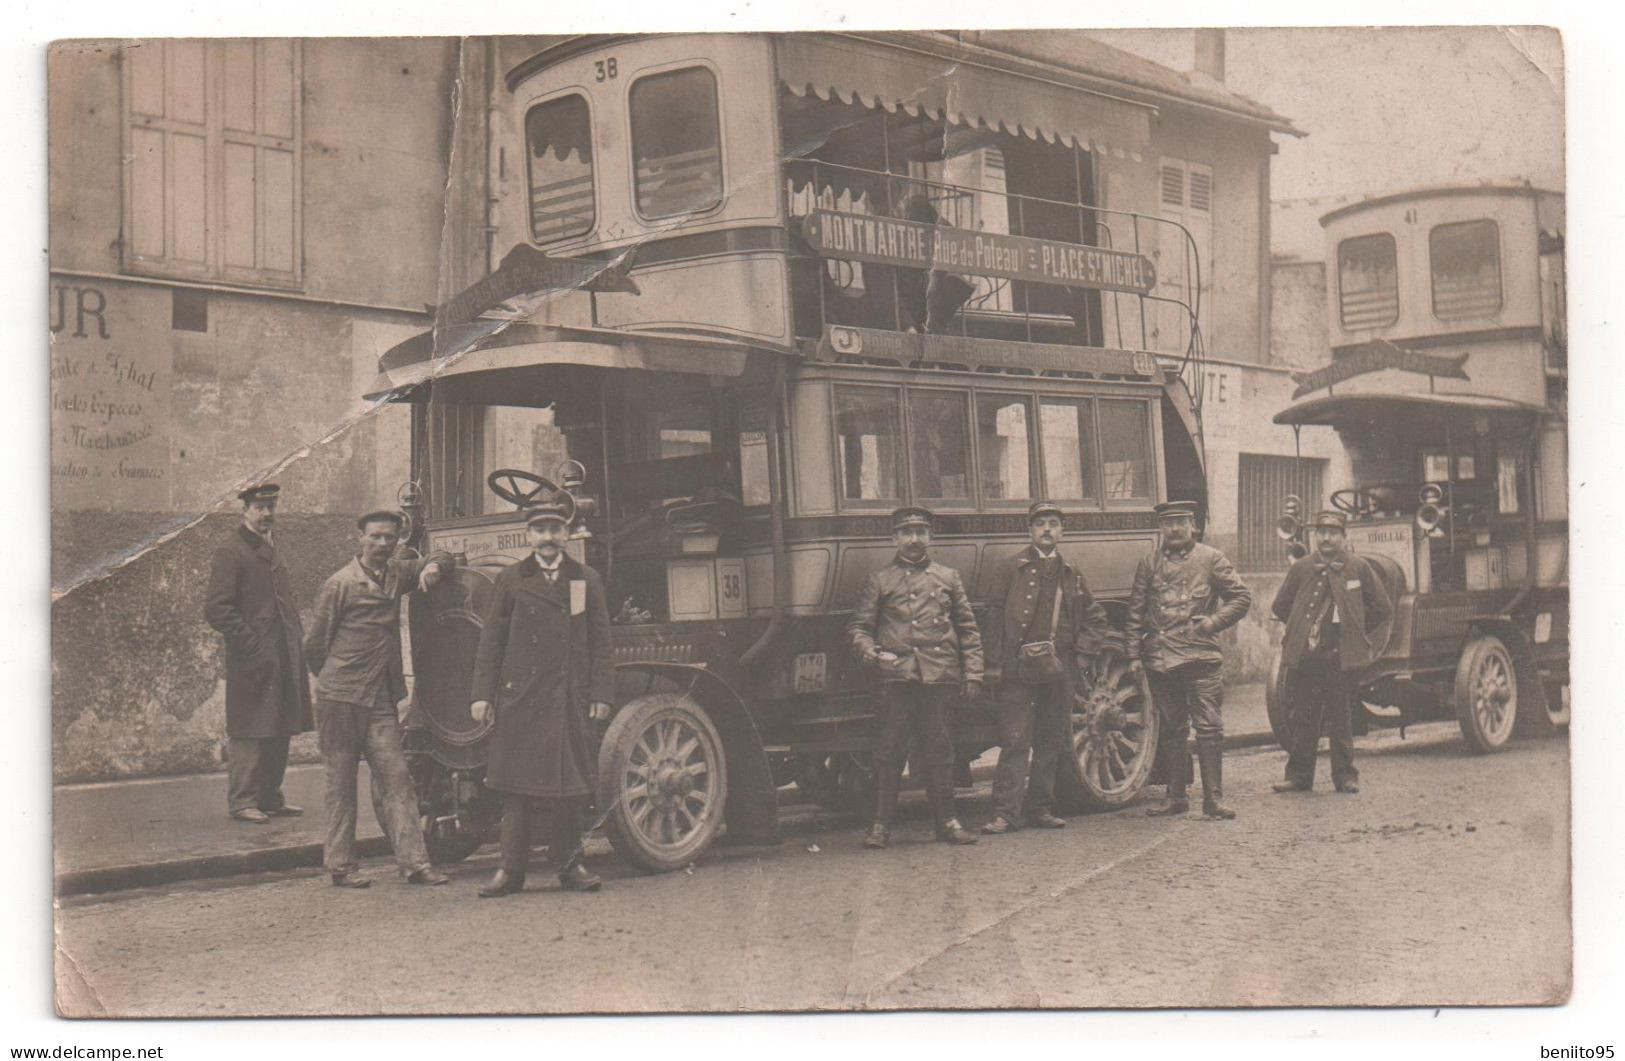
[1270,510,1394,795]
[1129,500,1252,820]
[847,505,983,849]
[304,510,453,887]
[980,500,1107,835]
[203,483,313,823]
[469,497,614,896]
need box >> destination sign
[800,210,1157,295]
[1291,342,1470,399]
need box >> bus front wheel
[597,693,729,873]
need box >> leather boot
[935,819,978,845]
[556,847,602,892]
[864,822,891,849]
[925,764,957,828]
[873,764,901,831]
[478,868,524,898]
[1198,742,1236,820]
[1146,737,1189,816]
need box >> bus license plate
[792,653,827,694]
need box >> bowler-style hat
[1027,500,1065,523]
[1312,510,1348,531]
[890,505,934,531]
[1154,500,1200,519]
[238,483,280,505]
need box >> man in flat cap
[1129,500,1252,820]
[848,506,982,848]
[981,500,1107,835]
[469,496,614,896]
[304,511,454,887]
[204,484,313,823]
[1270,510,1393,794]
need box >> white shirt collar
[534,552,562,572]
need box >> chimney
[1193,29,1225,83]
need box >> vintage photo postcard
[47,26,1573,1018]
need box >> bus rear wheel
[1060,654,1159,810]
[597,693,729,873]
[1454,635,1518,753]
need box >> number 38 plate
[792,652,827,694]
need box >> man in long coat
[469,497,614,897]
[1270,510,1393,794]
[203,483,314,823]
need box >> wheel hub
[1093,701,1126,735]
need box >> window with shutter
[122,40,302,288]
[1154,158,1212,355]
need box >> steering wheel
[487,468,560,508]
[1329,488,1382,517]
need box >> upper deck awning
[776,34,1153,161]
[364,321,752,403]
[1274,390,1546,429]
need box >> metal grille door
[1239,453,1325,572]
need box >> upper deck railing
[782,157,1206,393]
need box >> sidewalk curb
[56,729,1282,897]
[56,836,396,898]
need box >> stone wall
[52,511,360,782]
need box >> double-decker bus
[1271,184,1568,753]
[367,33,1225,870]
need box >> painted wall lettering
[49,281,172,509]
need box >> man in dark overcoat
[203,483,314,823]
[1128,500,1251,820]
[469,497,614,897]
[981,501,1107,836]
[1270,510,1394,795]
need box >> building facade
[51,32,1307,780]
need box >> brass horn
[1416,483,1448,537]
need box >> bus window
[1431,219,1502,319]
[834,385,903,503]
[739,403,771,507]
[1099,399,1153,501]
[630,67,723,220]
[1337,233,1399,328]
[976,393,1035,501]
[526,94,594,243]
[636,402,713,460]
[1039,397,1100,502]
[908,390,971,502]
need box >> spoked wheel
[1060,654,1159,810]
[597,693,729,873]
[1454,635,1519,753]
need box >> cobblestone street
[54,724,1570,1016]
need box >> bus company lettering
[802,210,1156,295]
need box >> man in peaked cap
[1270,510,1393,795]
[848,505,983,849]
[304,510,455,887]
[469,495,614,896]
[981,500,1107,835]
[1128,500,1252,820]
[204,483,314,823]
